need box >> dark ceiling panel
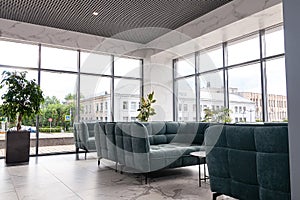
[0,0,233,44]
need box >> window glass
[39,71,77,154]
[80,75,111,122]
[228,35,260,65]
[114,78,141,121]
[199,71,224,122]
[176,55,195,78]
[0,40,38,68]
[266,58,287,122]
[114,57,141,78]
[81,52,111,75]
[177,77,195,121]
[199,46,223,72]
[228,64,262,122]
[41,46,77,72]
[265,27,285,57]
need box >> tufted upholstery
[93,121,211,173]
[205,123,290,200]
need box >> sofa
[73,122,96,159]
[94,121,210,181]
[205,123,290,200]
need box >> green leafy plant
[0,71,44,131]
[202,107,232,123]
[136,91,156,122]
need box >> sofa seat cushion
[87,137,96,150]
[150,143,203,158]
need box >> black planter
[5,130,30,164]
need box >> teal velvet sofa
[205,123,290,200]
[73,122,96,159]
[94,121,210,181]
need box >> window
[0,40,39,68]
[199,46,223,72]
[114,57,141,78]
[179,104,182,111]
[228,64,262,122]
[81,52,111,75]
[266,58,287,121]
[123,101,128,110]
[100,103,103,111]
[131,102,137,111]
[176,55,195,77]
[193,104,196,112]
[183,104,188,111]
[123,117,128,121]
[228,34,260,65]
[96,103,99,112]
[105,102,108,110]
[131,117,136,121]
[41,46,77,72]
[235,106,238,113]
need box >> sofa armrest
[115,122,151,172]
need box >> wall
[283,1,300,199]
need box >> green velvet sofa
[94,121,210,181]
[73,122,96,159]
[205,123,290,200]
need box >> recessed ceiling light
[92,12,99,16]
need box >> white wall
[283,1,300,199]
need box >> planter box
[5,130,30,164]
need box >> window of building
[100,103,103,111]
[183,104,188,112]
[96,103,99,112]
[123,101,128,110]
[105,102,108,110]
[131,102,137,111]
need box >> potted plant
[136,91,156,122]
[0,71,44,164]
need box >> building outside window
[123,101,128,110]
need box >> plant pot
[5,130,30,164]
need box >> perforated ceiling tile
[0,0,232,44]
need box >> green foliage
[136,91,156,122]
[202,107,232,123]
[39,127,61,133]
[0,71,44,131]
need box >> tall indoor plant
[136,91,156,122]
[0,71,44,164]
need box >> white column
[283,1,300,199]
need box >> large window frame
[173,24,286,122]
[0,40,143,158]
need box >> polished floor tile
[0,153,235,200]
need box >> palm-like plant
[0,71,44,131]
[136,91,156,122]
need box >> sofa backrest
[205,123,290,200]
[115,122,151,172]
[143,122,209,145]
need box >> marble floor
[0,153,235,200]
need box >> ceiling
[0,0,233,44]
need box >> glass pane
[228,35,260,65]
[199,71,224,122]
[114,57,141,78]
[39,72,77,154]
[266,58,287,122]
[0,40,38,68]
[114,78,141,122]
[177,77,196,122]
[80,75,111,122]
[176,55,195,78]
[199,46,223,72]
[265,26,285,57]
[0,68,38,157]
[41,46,77,72]
[228,64,262,122]
[81,52,111,75]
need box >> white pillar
[283,1,300,199]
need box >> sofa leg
[213,192,222,200]
[76,148,79,160]
[98,158,101,166]
[144,173,149,184]
[115,162,118,172]
[85,150,88,160]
